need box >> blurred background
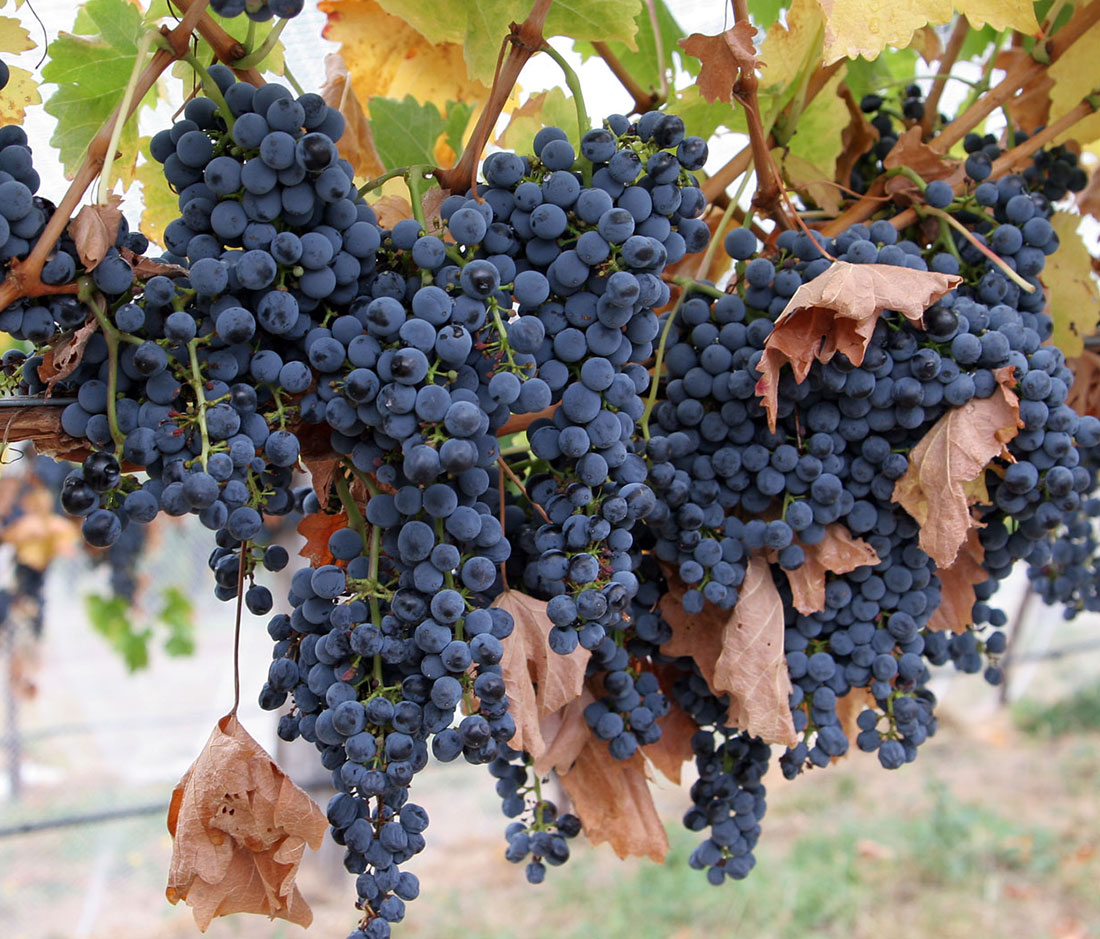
[1,2,1099,938]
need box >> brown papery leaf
[494,590,590,761]
[166,714,327,931]
[421,187,450,237]
[320,53,385,180]
[755,262,961,431]
[835,687,874,751]
[532,690,594,777]
[679,23,759,104]
[301,453,341,509]
[121,247,189,280]
[783,524,879,615]
[371,195,412,229]
[658,573,724,693]
[882,126,966,202]
[1079,167,1100,222]
[835,84,878,195]
[927,528,987,632]
[558,746,668,862]
[69,195,123,271]
[296,511,348,567]
[1067,349,1100,419]
[38,317,99,395]
[893,366,1022,568]
[716,556,797,747]
[644,667,697,785]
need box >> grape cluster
[210,0,305,20]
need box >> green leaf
[158,586,196,658]
[782,69,848,190]
[843,48,918,106]
[374,0,640,83]
[42,0,157,183]
[959,21,999,59]
[86,593,151,672]
[443,100,476,160]
[368,95,447,170]
[496,87,577,155]
[664,85,742,143]
[749,0,787,26]
[575,0,696,101]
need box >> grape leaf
[780,524,880,615]
[159,586,196,658]
[927,528,987,633]
[883,125,964,183]
[836,83,879,189]
[778,69,848,194]
[296,511,349,567]
[1044,212,1100,360]
[757,0,827,126]
[835,687,875,751]
[663,84,740,144]
[319,0,486,111]
[320,53,385,181]
[370,195,413,229]
[995,47,1052,134]
[38,316,99,394]
[69,194,123,271]
[893,366,1023,568]
[532,689,594,776]
[678,23,759,105]
[1067,349,1100,420]
[441,100,476,166]
[0,0,40,124]
[133,143,178,249]
[496,87,578,155]
[575,0,698,101]
[644,666,698,784]
[42,0,159,185]
[755,261,961,432]
[660,558,797,747]
[166,713,328,931]
[558,746,668,862]
[0,487,79,570]
[1079,165,1100,223]
[494,590,590,760]
[774,146,843,215]
[367,95,447,171]
[86,593,152,671]
[816,0,1038,65]
[1047,13,1100,145]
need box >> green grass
[1014,679,1100,736]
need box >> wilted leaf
[816,0,1038,65]
[927,528,986,632]
[893,366,1022,568]
[836,83,879,190]
[660,559,797,747]
[1079,166,1100,221]
[0,65,41,125]
[494,590,590,760]
[835,687,874,750]
[296,511,348,567]
[166,713,328,931]
[558,746,668,863]
[1044,212,1100,360]
[370,195,412,229]
[774,146,843,216]
[421,186,450,237]
[756,261,961,431]
[781,524,879,615]
[0,13,35,54]
[996,47,1052,134]
[301,454,341,510]
[1067,349,1100,419]
[69,195,123,270]
[320,53,385,180]
[532,690,594,777]
[38,317,99,394]
[883,126,965,194]
[644,666,697,784]
[679,23,759,105]
[121,248,189,280]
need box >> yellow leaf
[1044,211,1100,359]
[496,87,576,155]
[759,0,826,117]
[816,1,1037,65]
[0,13,33,53]
[132,149,178,250]
[0,65,40,125]
[319,0,488,116]
[1048,16,1100,146]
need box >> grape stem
[539,41,591,164]
[920,205,1037,294]
[357,167,413,197]
[230,539,249,716]
[181,50,236,133]
[498,455,551,523]
[78,279,126,459]
[334,468,368,542]
[185,338,213,469]
[99,29,160,201]
[232,16,288,70]
[404,166,433,232]
[640,287,689,442]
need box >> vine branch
[920,16,969,138]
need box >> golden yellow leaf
[1048,15,1100,146]
[132,150,177,250]
[893,367,1023,569]
[0,65,40,125]
[1044,211,1100,359]
[166,714,328,931]
[0,13,33,53]
[496,88,577,156]
[816,1,1037,65]
[319,0,488,117]
[759,0,826,97]
[319,53,385,181]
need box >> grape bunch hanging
[1,5,1100,939]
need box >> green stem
[186,338,212,470]
[334,470,367,540]
[358,167,411,197]
[884,165,927,191]
[921,205,1036,293]
[404,166,432,231]
[182,52,235,132]
[350,465,381,498]
[233,17,289,69]
[281,62,305,97]
[80,280,125,458]
[100,29,158,200]
[641,288,689,442]
[242,18,257,55]
[695,171,751,279]
[540,42,590,171]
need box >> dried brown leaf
[755,261,961,431]
[679,23,759,105]
[782,524,879,615]
[38,317,99,395]
[320,53,385,180]
[69,195,123,271]
[301,454,341,509]
[166,713,327,931]
[121,247,189,280]
[644,666,697,785]
[1079,166,1100,222]
[996,48,1052,134]
[494,590,590,760]
[1067,349,1100,419]
[882,127,966,203]
[927,527,986,632]
[835,687,874,751]
[532,690,594,777]
[421,186,450,237]
[371,194,412,229]
[296,511,348,567]
[893,366,1022,568]
[558,746,668,863]
[836,84,879,194]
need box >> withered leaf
[882,126,965,202]
[121,247,189,279]
[301,453,341,509]
[296,510,349,567]
[320,53,385,180]
[1079,166,1100,222]
[166,713,327,932]
[678,23,759,104]
[494,590,590,761]
[421,186,450,237]
[836,84,878,194]
[532,689,594,777]
[558,746,668,863]
[1067,349,1100,419]
[835,687,875,751]
[893,366,1022,568]
[927,527,987,633]
[782,524,879,615]
[371,194,412,229]
[644,667,697,785]
[660,559,797,747]
[996,48,1052,134]
[755,261,961,431]
[69,195,123,271]
[38,317,99,395]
